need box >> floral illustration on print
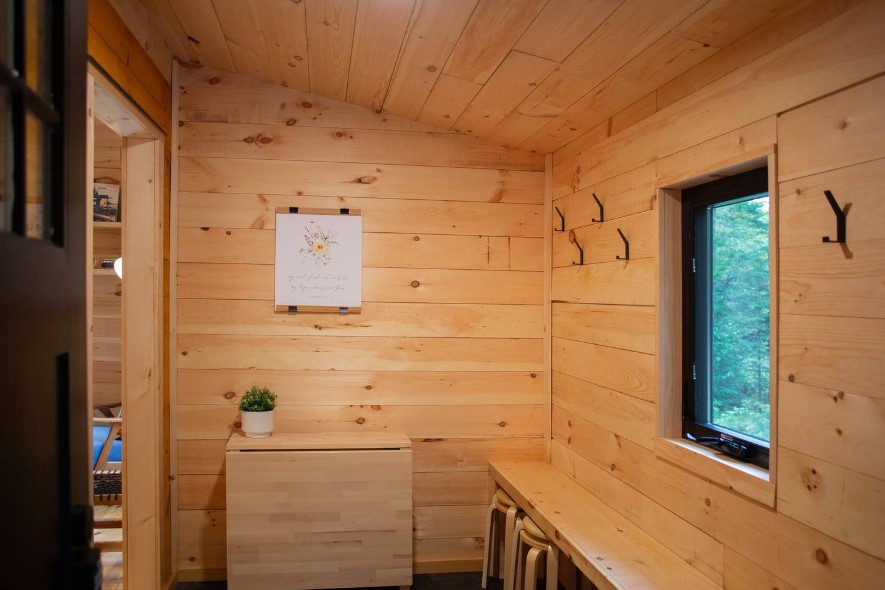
[299,221,339,265]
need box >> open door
[0,0,98,588]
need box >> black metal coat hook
[822,190,846,244]
[616,228,629,260]
[554,206,565,232]
[592,192,604,223]
[568,229,584,265]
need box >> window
[681,167,770,469]
[0,0,64,243]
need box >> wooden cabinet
[225,432,413,589]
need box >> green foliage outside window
[710,195,770,441]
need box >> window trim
[655,150,778,508]
[681,167,771,469]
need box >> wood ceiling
[139,0,800,153]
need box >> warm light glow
[113,257,123,279]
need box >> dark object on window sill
[686,432,753,462]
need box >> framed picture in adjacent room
[93,177,121,222]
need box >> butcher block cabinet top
[225,432,413,590]
[226,431,412,451]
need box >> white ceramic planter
[241,409,274,438]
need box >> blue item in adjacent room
[92,425,122,467]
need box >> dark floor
[178,572,505,590]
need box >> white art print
[275,211,362,309]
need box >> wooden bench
[490,461,720,590]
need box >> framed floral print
[274,207,362,313]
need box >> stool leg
[514,535,525,590]
[481,503,495,588]
[503,506,518,586]
[524,547,541,590]
[507,518,525,590]
[545,545,559,590]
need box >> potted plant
[238,386,277,438]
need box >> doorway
[87,67,165,590]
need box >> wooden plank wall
[549,2,885,589]
[87,0,174,583]
[174,67,546,578]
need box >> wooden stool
[482,488,521,590]
[510,515,559,590]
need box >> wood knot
[815,549,828,564]
[208,76,220,85]
[411,280,420,288]
[530,373,537,378]
[498,421,507,427]
[301,101,313,108]
[413,235,420,241]
[705,498,711,507]
[427,65,437,72]
[567,420,572,427]
[554,531,560,540]
[356,175,377,184]
[224,391,236,400]
[365,385,373,390]
[244,136,255,143]
[286,118,297,126]
[234,421,242,428]
[370,405,381,410]
[610,463,616,471]
[567,437,572,444]
[836,428,843,436]
[335,131,344,137]
[356,417,366,425]
[181,351,188,356]
[293,54,303,60]
[788,374,795,382]
[258,135,272,144]
[226,230,232,235]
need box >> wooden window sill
[654,437,775,507]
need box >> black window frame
[1,0,65,244]
[681,166,771,469]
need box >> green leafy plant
[237,386,277,412]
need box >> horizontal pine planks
[177,228,542,270]
[178,264,542,304]
[177,192,542,235]
[175,69,543,577]
[546,9,885,590]
[179,159,544,203]
[179,121,544,171]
